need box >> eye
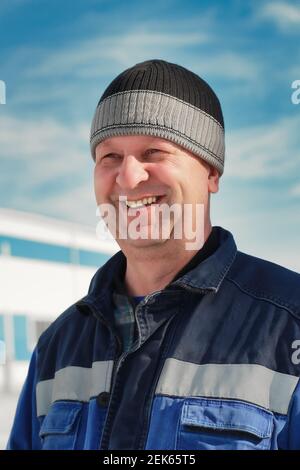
[144,148,164,158]
[103,153,120,159]
[97,153,121,164]
[146,148,160,154]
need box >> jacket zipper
[77,293,158,450]
[99,293,159,449]
[136,306,184,449]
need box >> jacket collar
[171,226,237,292]
[87,226,237,300]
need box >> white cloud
[289,183,300,197]
[21,33,262,95]
[13,182,97,227]
[191,52,261,81]
[0,113,96,224]
[26,30,211,79]
[14,8,262,90]
[0,114,89,163]
[212,197,300,273]
[258,1,300,30]
[1,7,262,105]
[246,242,300,273]
[226,115,300,178]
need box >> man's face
[94,135,219,250]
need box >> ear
[208,166,220,194]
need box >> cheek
[151,164,179,187]
[94,168,112,202]
[182,172,209,202]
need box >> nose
[116,154,149,189]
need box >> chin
[119,235,170,250]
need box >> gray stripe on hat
[90,90,225,175]
[36,360,114,417]
[156,358,299,415]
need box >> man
[7,59,300,450]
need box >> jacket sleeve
[6,348,42,450]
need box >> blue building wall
[0,235,111,268]
[0,235,112,361]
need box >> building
[0,208,117,447]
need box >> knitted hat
[90,59,225,175]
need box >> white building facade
[0,208,117,445]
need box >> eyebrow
[148,138,173,148]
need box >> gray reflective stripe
[156,358,299,415]
[90,90,225,175]
[36,360,114,417]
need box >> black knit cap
[90,59,225,174]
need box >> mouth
[125,195,165,209]
[114,195,165,210]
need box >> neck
[120,223,212,296]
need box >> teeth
[125,196,158,208]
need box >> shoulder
[36,249,125,351]
[36,301,95,362]
[227,250,300,317]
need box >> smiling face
[94,135,219,252]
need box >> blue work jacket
[7,227,300,450]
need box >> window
[13,315,31,361]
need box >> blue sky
[0,0,300,271]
